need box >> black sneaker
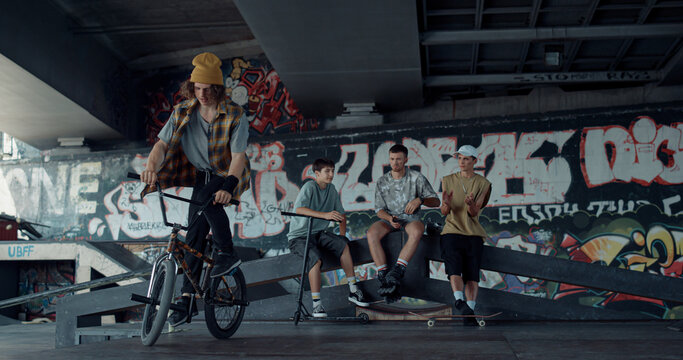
[376,269,393,297]
[211,252,241,278]
[348,289,370,307]
[454,299,477,326]
[168,296,198,327]
[379,265,405,297]
[385,264,406,286]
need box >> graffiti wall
[143,55,318,144]
[17,261,74,321]
[1,103,682,318]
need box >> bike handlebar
[128,172,239,230]
[128,172,239,206]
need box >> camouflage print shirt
[374,169,438,222]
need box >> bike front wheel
[141,259,176,346]
[204,268,247,339]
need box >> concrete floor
[1,320,681,360]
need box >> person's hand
[325,211,344,222]
[465,193,475,206]
[404,198,423,215]
[441,191,452,215]
[390,217,402,229]
[440,202,451,216]
[140,169,157,186]
[213,190,232,205]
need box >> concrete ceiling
[53,0,262,70]
[419,0,683,99]
[234,0,424,117]
[1,0,683,149]
[0,54,123,150]
[0,0,261,150]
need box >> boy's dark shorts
[288,231,349,272]
[440,233,484,282]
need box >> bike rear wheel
[141,259,176,346]
[204,268,247,339]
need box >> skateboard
[361,301,452,322]
[408,311,502,327]
[293,313,371,324]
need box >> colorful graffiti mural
[1,104,682,318]
[143,56,318,144]
[479,205,683,319]
[18,261,74,321]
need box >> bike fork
[147,253,177,297]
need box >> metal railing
[0,268,151,310]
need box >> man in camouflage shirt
[368,144,440,301]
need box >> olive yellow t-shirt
[440,172,491,238]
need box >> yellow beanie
[190,53,223,85]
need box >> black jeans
[180,172,234,293]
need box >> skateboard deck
[408,311,502,327]
[293,313,371,324]
[359,302,451,321]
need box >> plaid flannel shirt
[141,98,251,199]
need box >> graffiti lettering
[8,245,34,258]
[513,71,654,83]
[478,131,575,206]
[498,203,579,224]
[581,117,683,187]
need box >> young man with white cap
[140,52,251,326]
[439,144,491,325]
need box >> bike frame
[131,172,240,304]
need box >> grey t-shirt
[158,109,249,171]
[374,169,438,222]
[288,181,344,241]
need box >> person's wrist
[221,175,239,195]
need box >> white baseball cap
[455,145,478,158]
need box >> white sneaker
[312,303,327,318]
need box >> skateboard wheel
[358,313,370,324]
[478,320,485,327]
[427,319,435,327]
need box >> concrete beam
[422,24,683,45]
[234,0,423,117]
[70,21,247,35]
[0,0,137,149]
[425,70,659,87]
[657,42,683,86]
[127,40,264,71]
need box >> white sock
[467,300,476,311]
[347,277,358,293]
[453,291,464,301]
[312,292,321,306]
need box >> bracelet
[221,175,239,195]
